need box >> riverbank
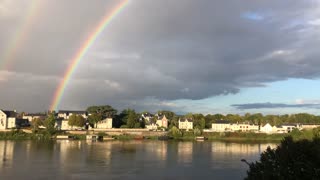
[0,128,318,142]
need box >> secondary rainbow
[0,0,42,71]
[50,0,129,110]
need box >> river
[0,140,277,180]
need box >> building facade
[0,110,17,130]
[179,118,193,130]
[96,118,113,129]
[57,110,88,120]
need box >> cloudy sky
[0,0,320,114]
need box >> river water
[0,140,277,180]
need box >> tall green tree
[127,110,137,128]
[86,105,117,118]
[87,113,102,128]
[68,114,85,127]
[44,113,56,135]
[32,118,43,131]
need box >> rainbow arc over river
[50,0,129,110]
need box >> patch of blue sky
[172,78,320,114]
[242,12,264,21]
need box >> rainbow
[0,0,42,71]
[50,0,129,110]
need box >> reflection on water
[0,141,14,169]
[177,142,193,165]
[0,140,277,180]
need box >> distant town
[1,105,320,135]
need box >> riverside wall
[67,129,168,136]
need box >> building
[300,124,320,130]
[145,118,157,130]
[96,118,113,129]
[230,123,259,132]
[0,110,17,130]
[179,118,193,130]
[260,123,278,133]
[212,120,231,132]
[57,110,88,120]
[156,114,168,128]
[280,123,299,133]
[140,113,154,123]
[23,113,46,123]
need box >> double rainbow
[50,0,129,110]
[0,0,42,72]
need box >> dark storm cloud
[232,103,320,110]
[0,0,320,112]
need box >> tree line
[31,105,320,132]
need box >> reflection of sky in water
[0,140,278,180]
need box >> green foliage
[32,118,43,131]
[245,136,320,179]
[134,122,141,128]
[193,128,202,136]
[86,105,117,118]
[44,113,56,135]
[126,109,138,128]
[169,126,182,138]
[120,125,128,128]
[157,110,175,120]
[87,113,102,127]
[68,114,85,128]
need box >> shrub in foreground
[245,136,320,179]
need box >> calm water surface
[0,140,277,180]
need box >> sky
[0,0,320,115]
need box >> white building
[156,115,168,128]
[96,118,112,129]
[230,123,259,132]
[23,113,46,123]
[57,110,88,120]
[0,110,17,130]
[179,118,193,131]
[260,123,275,133]
[212,120,231,132]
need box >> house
[56,119,83,131]
[145,117,157,130]
[260,123,277,133]
[23,113,46,123]
[140,113,154,123]
[156,114,168,128]
[179,118,193,131]
[57,110,88,120]
[300,124,320,130]
[212,120,231,132]
[230,123,259,132]
[0,110,17,130]
[280,123,298,132]
[96,118,112,129]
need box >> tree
[169,126,182,138]
[44,113,56,135]
[86,105,117,118]
[157,110,175,120]
[245,136,320,179]
[32,118,43,131]
[68,114,85,128]
[193,113,205,129]
[87,113,102,128]
[127,110,137,128]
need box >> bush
[245,136,320,179]
[120,125,128,128]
